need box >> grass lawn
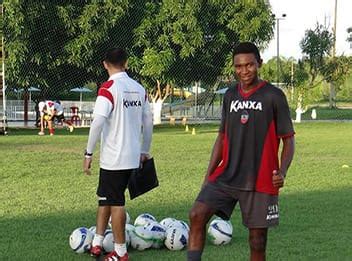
[0,122,352,260]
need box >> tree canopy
[4,0,275,98]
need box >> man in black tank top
[187,42,295,261]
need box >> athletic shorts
[97,168,135,206]
[196,182,279,228]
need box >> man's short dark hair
[104,47,128,67]
[232,42,261,63]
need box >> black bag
[128,158,159,200]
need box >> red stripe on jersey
[208,131,230,182]
[98,88,114,108]
[101,80,114,89]
[255,120,279,195]
[238,81,267,99]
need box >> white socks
[92,234,104,247]
[115,243,127,256]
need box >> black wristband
[84,150,93,157]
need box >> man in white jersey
[83,47,153,261]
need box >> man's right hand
[83,157,92,175]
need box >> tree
[131,0,275,124]
[4,0,142,121]
[300,23,334,85]
[4,0,275,124]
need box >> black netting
[1,1,352,128]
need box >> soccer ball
[167,219,190,232]
[88,226,96,234]
[69,227,93,254]
[144,222,167,248]
[130,226,153,250]
[108,211,131,228]
[103,229,114,253]
[134,213,156,227]
[164,227,188,251]
[207,218,233,245]
[159,217,177,229]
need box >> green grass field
[1,122,352,260]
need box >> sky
[262,0,352,62]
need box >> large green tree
[131,0,274,124]
[4,0,275,123]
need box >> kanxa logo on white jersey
[123,99,142,108]
[230,100,262,113]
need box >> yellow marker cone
[192,128,196,135]
[185,125,189,132]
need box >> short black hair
[104,47,128,67]
[232,42,261,63]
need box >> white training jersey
[38,100,64,116]
[93,72,151,170]
[38,100,55,116]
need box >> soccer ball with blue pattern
[207,218,233,245]
[69,227,93,253]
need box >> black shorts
[196,182,279,228]
[97,168,135,206]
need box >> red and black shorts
[97,168,135,206]
[196,182,279,228]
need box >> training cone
[185,125,189,132]
[192,128,196,135]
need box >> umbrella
[214,87,228,94]
[70,87,93,110]
[28,87,41,103]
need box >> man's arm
[273,136,295,188]
[140,100,153,163]
[83,114,106,175]
[202,133,224,185]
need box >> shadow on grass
[1,188,351,260]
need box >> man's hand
[140,153,150,168]
[272,170,285,188]
[83,157,92,175]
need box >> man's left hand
[272,170,285,188]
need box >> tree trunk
[329,82,336,108]
[151,99,163,125]
[24,90,29,124]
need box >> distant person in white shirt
[83,47,153,261]
[37,100,74,136]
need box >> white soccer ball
[130,226,153,250]
[159,217,177,229]
[167,219,190,232]
[207,218,233,245]
[108,211,131,228]
[88,226,96,234]
[164,227,189,251]
[134,213,156,227]
[103,229,114,253]
[144,222,167,248]
[69,227,93,254]
[125,223,135,238]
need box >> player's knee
[189,207,206,225]
[249,234,267,252]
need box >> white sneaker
[69,125,74,133]
[38,131,45,136]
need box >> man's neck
[108,68,125,77]
[240,78,261,93]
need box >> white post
[2,5,7,132]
